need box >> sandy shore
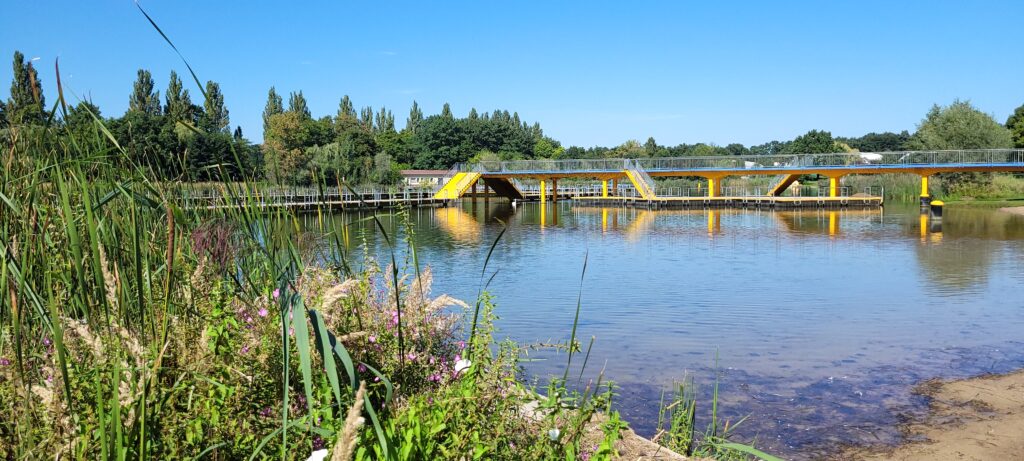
[842,369,1024,460]
[998,206,1024,215]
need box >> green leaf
[717,442,785,461]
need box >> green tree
[7,51,46,125]
[288,91,310,119]
[360,106,374,127]
[65,101,102,144]
[468,107,479,120]
[263,87,283,136]
[200,81,230,133]
[406,100,423,133]
[375,107,395,133]
[842,131,910,152]
[441,102,453,119]
[128,69,161,115]
[783,130,843,154]
[533,137,563,159]
[1006,103,1024,148]
[644,137,659,156]
[164,71,195,124]
[334,95,359,133]
[907,100,1013,192]
[906,100,1012,150]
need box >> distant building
[400,169,448,187]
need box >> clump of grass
[655,375,782,461]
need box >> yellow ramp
[623,170,657,199]
[768,174,802,196]
[433,172,481,199]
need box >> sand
[998,206,1024,216]
[842,370,1024,461]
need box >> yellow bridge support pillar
[920,175,930,198]
[539,179,546,204]
[829,176,841,198]
[602,180,609,198]
[708,178,722,198]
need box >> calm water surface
[306,201,1024,459]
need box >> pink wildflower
[258,308,268,318]
[272,288,280,299]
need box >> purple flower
[458,340,466,350]
[43,337,52,347]
[259,406,273,417]
[258,308,269,318]
[240,345,250,354]
[357,363,367,373]
[406,352,417,362]
[368,335,376,344]
[272,288,280,299]
[0,357,10,367]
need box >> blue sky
[2,1,1022,147]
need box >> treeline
[260,91,563,185]
[564,109,1021,160]
[4,49,1024,187]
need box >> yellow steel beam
[920,175,930,198]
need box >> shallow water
[303,201,1024,459]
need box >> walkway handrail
[457,149,1024,174]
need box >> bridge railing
[457,149,1024,174]
[175,185,440,208]
[467,158,630,173]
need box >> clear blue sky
[2,1,1022,147]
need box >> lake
[302,200,1024,459]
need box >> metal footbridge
[433,149,1024,206]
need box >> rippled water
[302,201,1024,459]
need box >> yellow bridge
[433,149,1024,206]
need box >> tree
[468,107,479,120]
[783,130,843,154]
[907,100,1013,192]
[842,131,910,152]
[164,71,194,124]
[440,102,453,119]
[1006,103,1024,148]
[200,81,230,133]
[357,106,372,128]
[7,51,46,125]
[406,100,423,133]
[129,69,161,115]
[335,95,359,133]
[65,100,102,144]
[288,91,310,119]
[749,140,788,156]
[644,137,658,156]
[374,107,395,133]
[906,100,1012,150]
[263,87,283,136]
[725,143,749,156]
